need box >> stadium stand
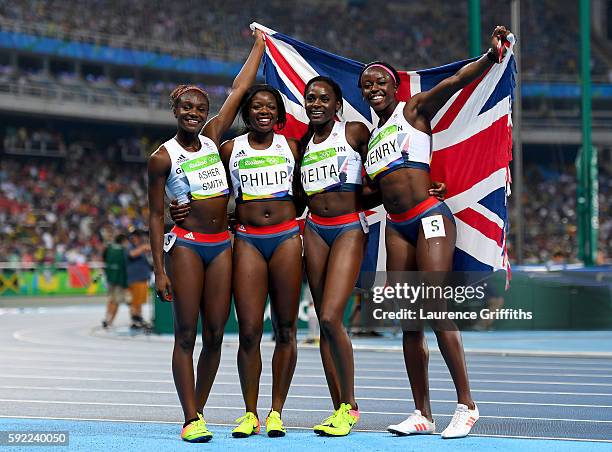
[0,0,609,77]
[0,152,149,265]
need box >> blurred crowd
[508,162,612,265]
[0,155,148,265]
[0,0,609,78]
[3,126,66,155]
[0,64,230,112]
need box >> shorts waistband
[387,197,440,223]
[308,211,361,226]
[171,225,230,243]
[236,219,299,235]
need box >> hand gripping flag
[251,23,516,277]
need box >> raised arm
[148,148,173,301]
[412,26,510,121]
[203,30,266,145]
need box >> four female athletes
[151,24,511,443]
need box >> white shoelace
[447,407,470,430]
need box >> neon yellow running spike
[313,407,341,435]
[232,412,260,438]
[316,403,360,437]
[181,416,213,443]
[266,410,286,437]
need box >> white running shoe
[440,403,479,439]
[387,409,435,435]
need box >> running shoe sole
[267,429,286,438]
[182,435,212,443]
[231,431,257,438]
[387,427,433,436]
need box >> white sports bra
[229,133,295,202]
[301,121,362,196]
[163,135,229,204]
[364,102,432,182]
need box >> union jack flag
[252,23,515,276]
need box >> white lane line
[4,384,612,398]
[472,433,612,443]
[0,385,610,409]
[1,367,611,387]
[1,399,611,424]
[2,383,611,398]
[5,333,612,364]
[0,374,611,397]
[2,343,612,369]
[3,363,611,381]
[2,354,612,373]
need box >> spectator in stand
[102,233,128,328]
[126,228,152,329]
[0,0,606,77]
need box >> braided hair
[169,84,209,110]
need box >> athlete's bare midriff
[308,191,361,217]
[179,195,229,233]
[235,199,297,226]
[378,167,432,214]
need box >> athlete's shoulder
[285,136,302,158]
[220,139,236,161]
[149,144,170,164]
[345,121,371,150]
[345,121,370,137]
[148,144,171,176]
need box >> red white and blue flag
[252,23,515,276]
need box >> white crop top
[229,133,295,202]
[163,135,229,204]
[301,121,362,196]
[364,102,432,182]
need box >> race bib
[239,155,290,200]
[301,147,340,196]
[421,215,446,239]
[163,232,177,252]
[181,152,229,200]
[364,125,403,179]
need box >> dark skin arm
[168,33,265,221]
[288,138,307,216]
[203,30,265,146]
[147,146,173,301]
[219,139,238,229]
[408,26,510,124]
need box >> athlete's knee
[239,326,263,351]
[203,326,224,351]
[433,328,460,342]
[175,326,197,351]
[403,329,426,344]
[319,314,343,338]
[274,320,296,345]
